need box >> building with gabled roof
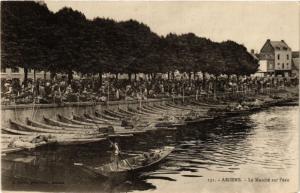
[259,39,292,77]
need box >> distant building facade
[291,51,299,78]
[259,39,292,77]
[1,67,49,81]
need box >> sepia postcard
[0,1,299,193]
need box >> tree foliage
[1,1,259,83]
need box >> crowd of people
[1,74,298,105]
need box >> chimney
[281,40,285,43]
[251,49,255,54]
[267,39,270,42]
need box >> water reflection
[2,106,298,193]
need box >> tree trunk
[153,73,157,79]
[33,69,36,82]
[202,71,206,91]
[128,73,132,82]
[115,73,119,80]
[67,69,73,84]
[98,71,102,85]
[167,72,170,80]
[213,80,217,100]
[188,72,192,83]
[92,76,95,90]
[227,74,230,83]
[172,71,175,80]
[44,71,46,80]
[134,73,137,81]
[24,68,28,87]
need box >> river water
[2,106,299,193]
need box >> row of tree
[1,1,259,84]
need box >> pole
[182,85,185,103]
[139,92,142,111]
[107,83,109,106]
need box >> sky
[45,1,299,52]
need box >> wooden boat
[2,127,44,135]
[2,147,24,154]
[160,103,184,111]
[76,114,125,129]
[104,110,130,119]
[2,129,109,151]
[210,106,262,118]
[72,114,110,126]
[9,119,104,136]
[1,142,52,154]
[1,133,27,138]
[148,104,170,111]
[1,135,58,154]
[118,108,137,116]
[153,104,174,111]
[135,106,156,114]
[110,109,132,118]
[112,129,146,135]
[127,107,150,116]
[55,137,106,145]
[43,116,89,128]
[184,116,215,124]
[72,114,126,130]
[56,116,140,135]
[3,132,106,147]
[191,101,227,108]
[165,103,193,111]
[136,106,160,115]
[26,118,95,132]
[57,114,97,126]
[142,105,163,113]
[10,119,69,134]
[84,114,122,126]
[95,111,120,121]
[76,146,174,178]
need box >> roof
[250,53,259,60]
[269,40,291,51]
[292,58,299,70]
[260,39,292,53]
[292,51,299,58]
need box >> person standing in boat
[110,140,121,169]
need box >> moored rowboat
[76,146,174,178]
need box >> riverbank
[1,86,298,127]
[1,86,298,110]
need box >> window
[287,54,289,60]
[282,63,284,69]
[277,54,280,60]
[11,67,19,73]
[1,67,6,73]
